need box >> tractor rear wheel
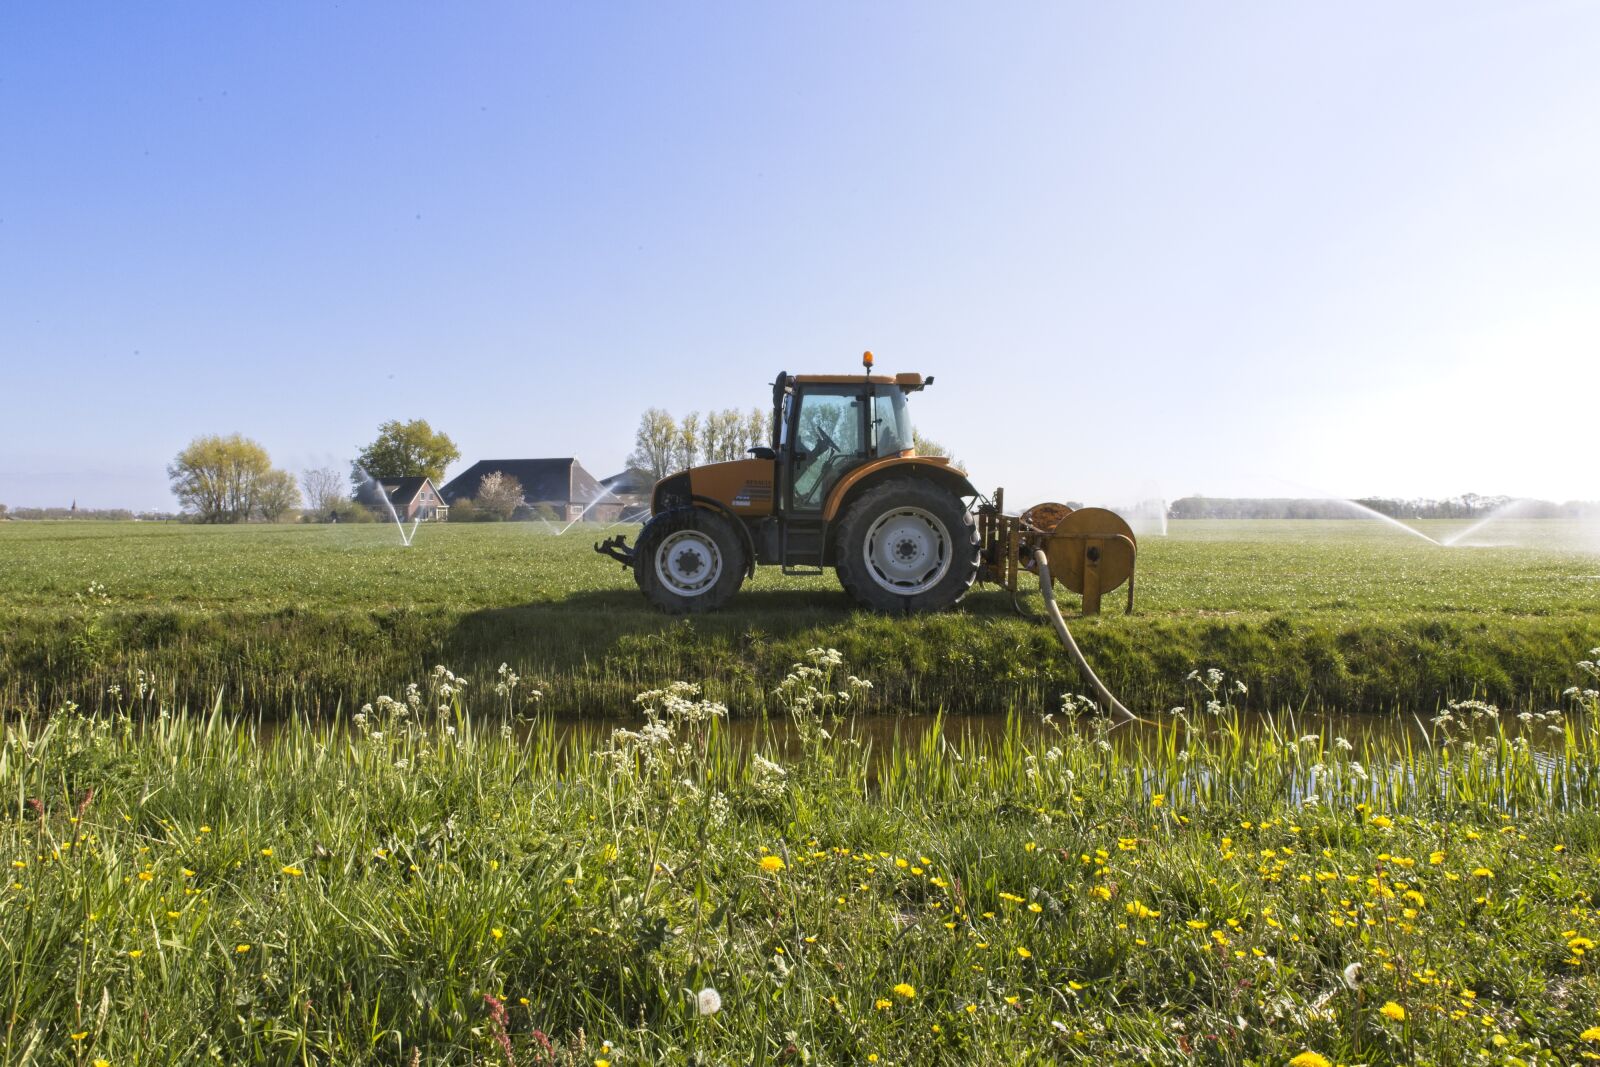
[634,507,746,614]
[834,478,979,613]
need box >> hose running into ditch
[1032,548,1139,725]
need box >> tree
[912,429,961,469]
[745,407,769,452]
[300,467,347,518]
[627,409,679,481]
[475,472,524,521]
[352,419,460,487]
[168,434,297,523]
[676,411,701,471]
[256,469,301,522]
[701,409,747,463]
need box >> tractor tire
[834,478,979,613]
[634,507,746,614]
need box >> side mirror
[747,447,777,460]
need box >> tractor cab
[767,358,932,520]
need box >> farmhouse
[357,476,447,521]
[599,467,654,522]
[440,458,625,522]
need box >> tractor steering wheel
[813,424,841,456]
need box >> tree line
[1168,496,1600,520]
[166,420,460,524]
[626,408,770,481]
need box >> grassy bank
[5,653,1600,1064]
[2,520,1597,715]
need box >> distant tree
[745,407,769,452]
[627,408,679,482]
[256,470,301,522]
[168,434,298,523]
[676,411,701,470]
[700,409,747,463]
[0,503,7,520]
[912,429,961,469]
[475,472,524,521]
[300,467,347,518]
[352,419,460,487]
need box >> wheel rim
[862,506,951,595]
[655,529,723,597]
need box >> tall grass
[5,653,1600,1063]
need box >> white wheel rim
[862,506,951,595]
[655,529,723,597]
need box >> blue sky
[3,2,1597,510]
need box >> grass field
[5,653,1600,1064]
[2,518,1597,717]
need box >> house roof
[600,468,656,496]
[439,459,603,504]
[356,476,436,508]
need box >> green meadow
[1,519,1596,716]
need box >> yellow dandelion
[1151,794,1165,808]
[128,949,142,958]
[259,848,272,857]
[281,866,303,877]
[1015,946,1032,959]
[235,943,251,953]
[1472,867,1494,879]
[137,871,153,882]
[1288,1054,1332,1067]
[874,998,892,1010]
[71,1031,89,1041]
[1028,902,1043,913]
[1369,815,1393,828]
[1583,1026,1600,1042]
[491,928,504,940]
[759,855,785,873]
[893,982,916,998]
[1379,1000,1406,1022]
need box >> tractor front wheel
[634,507,746,613]
[835,478,979,613]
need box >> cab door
[783,386,871,518]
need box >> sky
[3,2,1598,511]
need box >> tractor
[597,354,1138,615]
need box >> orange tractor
[597,354,1138,615]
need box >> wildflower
[893,982,916,998]
[137,871,153,882]
[696,986,722,1015]
[71,1031,89,1040]
[1429,851,1445,864]
[128,949,142,958]
[1027,901,1042,913]
[874,998,892,1010]
[95,1061,110,1067]
[1472,867,1494,879]
[759,855,785,873]
[1288,1054,1332,1067]
[281,866,303,877]
[235,943,251,953]
[491,928,504,940]
[1342,962,1364,989]
[1583,1026,1600,1042]
[1090,886,1112,901]
[1369,815,1393,828]
[1016,947,1032,959]
[1151,794,1166,808]
[1379,1000,1406,1022]
[1125,900,1160,919]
